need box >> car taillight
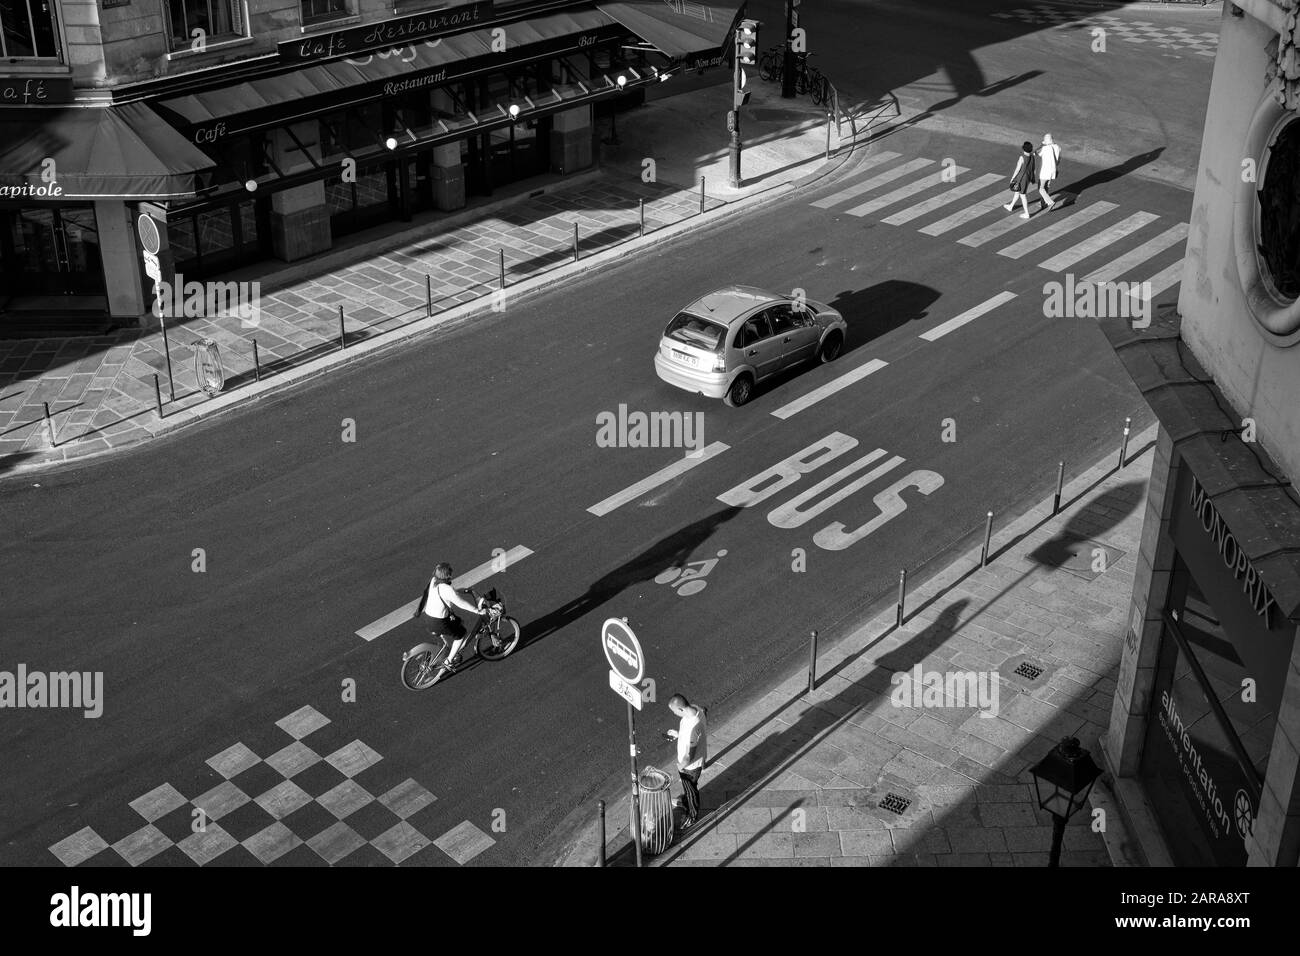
[712,354,727,372]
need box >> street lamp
[385,136,398,150]
[1029,736,1103,867]
[508,103,521,119]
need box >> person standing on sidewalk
[1037,134,1062,212]
[1002,141,1037,219]
[667,694,708,829]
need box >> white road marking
[810,157,932,209]
[996,201,1117,259]
[1129,259,1184,303]
[844,166,970,218]
[919,291,1018,342]
[1037,211,1160,272]
[1081,223,1189,284]
[956,207,1035,247]
[919,194,1007,236]
[770,359,889,419]
[807,151,903,207]
[586,443,730,516]
[881,173,1002,225]
[355,546,534,642]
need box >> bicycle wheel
[758,50,775,81]
[795,65,809,96]
[401,642,449,690]
[478,616,522,661]
[813,73,830,106]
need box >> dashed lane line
[919,291,1019,342]
[769,359,889,420]
[586,442,730,517]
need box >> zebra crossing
[812,152,1187,305]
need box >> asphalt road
[0,0,1213,866]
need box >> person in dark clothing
[1002,141,1038,219]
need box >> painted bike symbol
[655,549,727,596]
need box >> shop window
[166,0,239,48]
[0,0,61,59]
[1258,117,1300,300]
[300,0,349,26]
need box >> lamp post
[1029,736,1103,867]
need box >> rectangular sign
[278,1,495,63]
[0,76,75,106]
[609,670,644,710]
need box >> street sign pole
[782,0,795,99]
[730,28,742,188]
[627,698,643,868]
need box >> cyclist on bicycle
[417,562,486,673]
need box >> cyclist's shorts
[427,614,467,639]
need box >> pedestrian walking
[667,694,708,829]
[1002,141,1037,219]
[1037,134,1062,211]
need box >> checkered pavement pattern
[46,705,497,867]
[991,6,1219,56]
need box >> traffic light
[734,66,750,109]
[737,18,758,65]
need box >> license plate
[671,350,698,368]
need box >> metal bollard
[337,305,346,351]
[597,799,606,868]
[639,198,645,238]
[896,568,907,627]
[1118,417,1131,469]
[253,339,261,382]
[826,111,832,159]
[807,629,819,693]
[154,374,164,419]
[499,249,506,290]
[1053,461,1065,514]
[43,402,56,447]
[573,222,579,262]
[980,511,994,567]
[425,274,433,317]
[699,177,705,215]
[161,318,176,401]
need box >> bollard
[807,629,819,693]
[426,274,433,317]
[896,568,907,627]
[43,402,56,447]
[499,249,506,290]
[253,339,261,382]
[699,177,705,215]
[826,111,832,160]
[161,318,176,401]
[980,511,994,567]
[639,198,645,238]
[573,222,579,262]
[1053,461,1065,514]
[1118,417,1131,469]
[154,374,164,419]
[337,305,346,351]
[597,799,606,868]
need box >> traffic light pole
[730,31,742,188]
[627,699,643,868]
[782,0,795,99]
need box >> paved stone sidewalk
[588,425,1159,867]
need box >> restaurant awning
[0,102,215,199]
[595,0,743,60]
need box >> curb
[4,136,871,479]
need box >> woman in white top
[418,562,485,672]
[1037,134,1062,211]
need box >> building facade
[1100,0,1300,866]
[0,0,739,333]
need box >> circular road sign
[602,618,644,684]
[136,214,161,255]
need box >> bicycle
[400,587,521,690]
[758,43,786,82]
[793,52,817,96]
[809,69,832,107]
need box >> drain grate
[1014,661,1044,681]
[879,793,911,815]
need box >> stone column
[1248,623,1300,865]
[550,105,592,175]
[92,200,148,324]
[268,121,332,262]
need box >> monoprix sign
[602,618,644,684]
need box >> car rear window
[664,312,727,352]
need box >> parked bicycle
[400,587,520,690]
[756,45,832,107]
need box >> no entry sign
[602,618,644,684]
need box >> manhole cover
[1030,536,1126,581]
[1014,662,1044,681]
[879,793,911,815]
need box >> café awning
[0,102,215,199]
[595,0,742,60]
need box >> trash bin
[631,766,675,856]
[192,338,225,396]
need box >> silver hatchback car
[653,285,848,407]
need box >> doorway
[1,205,107,303]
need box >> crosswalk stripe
[1082,223,1190,284]
[808,151,905,208]
[844,166,970,218]
[355,546,534,642]
[1129,259,1184,303]
[770,358,889,419]
[881,173,1003,225]
[810,157,932,209]
[1037,211,1161,272]
[919,291,1018,342]
[587,442,730,516]
[956,208,1035,247]
[919,193,1007,236]
[996,201,1118,259]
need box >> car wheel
[724,374,754,407]
[818,332,844,363]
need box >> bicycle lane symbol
[655,549,727,596]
